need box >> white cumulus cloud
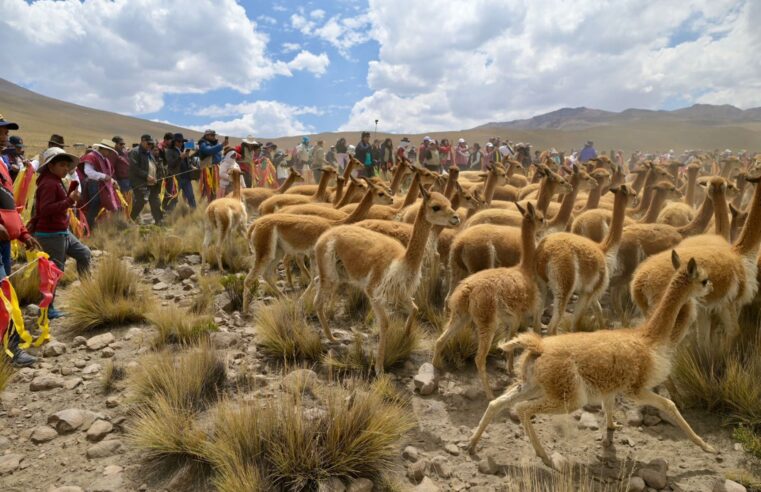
[287,50,330,77]
[290,10,371,57]
[190,100,316,138]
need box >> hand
[103,176,112,183]
[24,236,41,251]
[69,190,81,202]
[147,176,157,185]
[223,136,229,145]
[0,225,8,242]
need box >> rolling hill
[2,78,760,156]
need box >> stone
[430,456,452,478]
[100,347,115,358]
[0,453,23,474]
[74,359,87,368]
[415,477,441,492]
[551,452,570,470]
[61,366,75,376]
[152,282,169,291]
[123,327,142,340]
[281,369,319,394]
[578,411,599,430]
[177,265,195,280]
[26,304,41,316]
[186,254,201,265]
[643,414,662,426]
[627,476,646,492]
[30,425,58,443]
[346,478,373,492]
[86,420,113,442]
[105,396,119,408]
[43,341,67,357]
[637,459,668,490]
[318,477,346,492]
[86,333,114,351]
[48,408,86,433]
[713,479,747,492]
[413,363,438,396]
[64,377,83,390]
[626,408,644,427]
[49,487,85,492]
[30,374,64,391]
[403,445,420,462]
[444,443,460,456]
[211,331,240,349]
[86,439,123,459]
[88,473,124,492]
[82,363,102,375]
[477,455,498,475]
[104,465,123,476]
[72,336,87,347]
[407,460,428,482]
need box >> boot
[8,326,37,367]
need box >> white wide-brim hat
[39,147,79,173]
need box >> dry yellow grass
[255,295,323,361]
[148,305,217,349]
[101,360,126,394]
[190,273,223,315]
[0,357,13,394]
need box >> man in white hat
[482,142,496,170]
[237,135,259,187]
[29,147,91,319]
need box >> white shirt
[83,150,108,181]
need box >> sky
[2,0,760,137]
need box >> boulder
[281,369,318,394]
[413,363,438,396]
[578,411,599,430]
[43,341,67,357]
[713,479,747,492]
[48,408,86,433]
[407,459,428,483]
[86,333,114,351]
[87,473,123,492]
[477,455,498,475]
[64,377,83,390]
[177,265,195,280]
[82,363,102,375]
[637,459,668,490]
[626,408,643,426]
[402,445,420,462]
[72,336,87,347]
[30,374,64,391]
[627,476,646,492]
[31,425,58,443]
[86,439,123,459]
[86,420,114,442]
[0,453,23,474]
[415,477,440,492]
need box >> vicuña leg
[432,313,469,369]
[547,282,573,335]
[201,223,213,268]
[717,304,740,348]
[401,297,418,336]
[474,318,497,399]
[467,382,540,451]
[515,397,574,468]
[601,393,620,447]
[370,296,391,375]
[633,390,716,453]
[242,265,259,315]
[314,281,336,341]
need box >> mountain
[478,104,761,131]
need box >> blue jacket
[579,145,597,163]
[199,139,224,164]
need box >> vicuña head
[419,184,460,227]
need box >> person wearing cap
[455,138,469,170]
[1,135,28,180]
[482,142,496,171]
[109,136,131,193]
[80,139,119,229]
[293,136,312,176]
[396,137,410,162]
[128,134,163,225]
[29,148,91,319]
[355,131,373,178]
[0,113,19,150]
[579,140,597,163]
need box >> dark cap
[9,136,24,148]
[264,141,276,148]
[173,133,187,142]
[163,132,174,141]
[48,134,66,147]
[140,134,155,143]
[361,131,370,137]
[0,114,19,130]
[112,136,124,145]
[204,129,216,135]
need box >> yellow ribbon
[10,240,19,261]
[0,280,31,352]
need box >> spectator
[219,150,245,195]
[44,135,80,194]
[380,138,394,172]
[455,138,469,169]
[334,137,348,172]
[198,129,226,201]
[252,142,277,188]
[110,136,131,193]
[482,142,496,170]
[396,137,411,162]
[467,143,482,169]
[326,145,336,165]
[163,133,193,210]
[80,139,119,228]
[1,135,28,180]
[579,140,597,163]
[294,136,312,174]
[418,136,432,166]
[128,134,163,225]
[30,147,91,319]
[371,139,382,174]
[439,138,453,170]
[237,136,259,187]
[172,133,197,208]
[274,150,290,185]
[0,114,42,366]
[310,140,326,182]
[355,131,373,178]
[422,139,441,173]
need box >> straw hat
[93,138,116,152]
[39,147,78,172]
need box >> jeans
[178,179,196,209]
[85,180,102,229]
[34,232,91,276]
[0,240,9,278]
[116,178,131,194]
[131,184,163,225]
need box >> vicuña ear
[514,201,526,216]
[608,185,620,194]
[687,257,698,280]
[671,249,681,270]
[526,201,536,217]
[419,182,431,201]
[729,203,739,217]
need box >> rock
[101,347,115,358]
[415,477,440,492]
[413,363,438,396]
[104,465,123,476]
[25,303,41,316]
[0,436,10,450]
[430,456,452,478]
[444,443,460,456]
[61,366,75,376]
[477,455,498,475]
[0,453,23,474]
[105,396,119,408]
[86,333,114,351]
[43,341,67,357]
[73,358,87,368]
[48,408,86,433]
[123,327,143,340]
[403,445,420,462]
[578,411,599,430]
[627,476,646,492]
[211,331,240,349]
[462,386,481,401]
[318,477,346,492]
[88,473,123,492]
[72,336,87,347]
[152,282,169,291]
[86,420,113,442]
[637,459,668,490]
[30,425,58,443]
[64,377,83,390]
[30,374,64,391]
[186,254,201,265]
[177,265,195,280]
[713,479,747,492]
[347,478,373,492]
[82,363,102,375]
[49,487,85,492]
[551,452,570,470]
[626,408,644,427]
[86,439,123,459]
[281,369,318,394]
[643,414,662,426]
[407,460,428,483]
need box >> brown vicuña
[238,167,303,214]
[257,165,338,215]
[201,168,247,271]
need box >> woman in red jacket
[30,147,92,319]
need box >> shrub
[132,228,188,267]
[0,357,13,394]
[437,322,505,370]
[101,360,126,394]
[255,295,322,361]
[67,255,152,333]
[415,258,447,330]
[85,213,134,252]
[220,274,245,312]
[205,235,251,273]
[128,343,226,411]
[190,273,223,315]
[148,305,217,349]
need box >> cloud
[282,42,301,53]
[190,100,316,138]
[341,0,761,132]
[0,0,297,115]
[290,10,371,57]
[310,9,326,20]
[287,50,330,77]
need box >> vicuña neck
[600,190,627,254]
[443,169,459,199]
[641,270,693,344]
[549,177,580,229]
[583,183,603,211]
[733,180,761,257]
[231,173,242,199]
[633,169,658,214]
[342,188,376,224]
[483,171,500,205]
[343,159,357,181]
[519,216,537,271]
[404,202,435,273]
[712,188,731,241]
[534,176,555,214]
[733,174,747,209]
[639,189,668,223]
[685,168,699,207]
[312,172,332,201]
[677,192,714,237]
[631,172,647,194]
[335,181,357,208]
[332,179,345,207]
[389,164,406,195]
[400,173,422,209]
[277,172,297,193]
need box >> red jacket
[32,168,75,233]
[110,151,130,180]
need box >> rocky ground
[0,249,759,492]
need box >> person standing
[380,138,394,173]
[396,137,411,162]
[335,137,348,172]
[482,142,496,170]
[237,136,259,187]
[274,150,290,185]
[422,139,441,173]
[128,134,163,225]
[309,140,326,183]
[455,138,469,170]
[171,134,197,209]
[467,143,482,169]
[80,139,119,228]
[355,131,373,178]
[198,129,226,201]
[109,136,131,193]
[579,140,597,163]
[439,138,453,170]
[418,137,432,167]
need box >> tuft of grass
[205,236,251,274]
[733,426,761,459]
[148,305,218,349]
[12,259,79,306]
[85,213,135,252]
[220,274,246,312]
[128,343,226,411]
[132,227,188,267]
[344,287,371,322]
[101,360,126,394]
[437,323,505,370]
[0,357,13,393]
[190,273,223,315]
[324,318,420,374]
[255,296,323,361]
[67,255,152,333]
[725,468,761,491]
[498,464,630,491]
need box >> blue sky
[3,0,760,137]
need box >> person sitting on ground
[128,134,163,225]
[29,147,91,319]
